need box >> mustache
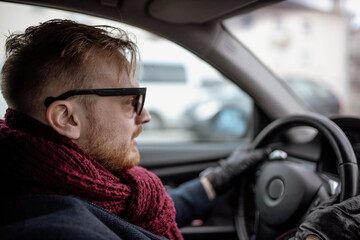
[132,126,143,139]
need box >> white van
[137,39,222,130]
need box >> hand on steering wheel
[200,146,271,195]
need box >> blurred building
[225,0,351,112]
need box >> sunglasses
[44,88,146,115]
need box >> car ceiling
[148,0,283,24]
[4,0,284,25]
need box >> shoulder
[0,195,121,240]
[0,195,165,240]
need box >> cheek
[108,117,134,141]
[88,102,135,141]
[95,106,123,129]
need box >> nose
[136,108,151,125]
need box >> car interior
[0,0,359,240]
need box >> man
[0,19,268,240]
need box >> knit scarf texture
[0,108,183,240]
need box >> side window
[136,39,253,143]
[142,64,187,83]
[0,1,254,144]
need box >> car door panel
[139,142,245,185]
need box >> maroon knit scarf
[0,109,183,240]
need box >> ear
[46,101,81,140]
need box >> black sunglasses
[44,88,146,115]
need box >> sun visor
[148,0,262,24]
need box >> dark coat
[0,178,212,240]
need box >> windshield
[224,0,360,116]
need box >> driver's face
[77,53,151,172]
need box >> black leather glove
[200,146,270,195]
[292,195,360,240]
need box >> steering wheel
[234,113,358,240]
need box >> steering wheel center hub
[268,178,284,200]
[255,161,323,226]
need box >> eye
[130,96,139,107]
[127,96,139,113]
